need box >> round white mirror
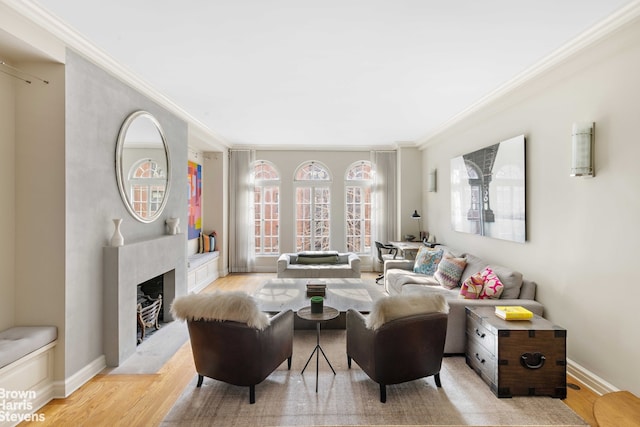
[115,111,171,223]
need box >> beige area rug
[161,330,587,427]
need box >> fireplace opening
[137,274,164,344]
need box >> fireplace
[137,274,164,343]
[104,234,186,366]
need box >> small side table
[297,305,339,392]
[593,391,640,427]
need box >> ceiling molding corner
[188,124,228,152]
[5,0,231,151]
[394,141,420,149]
[416,0,640,149]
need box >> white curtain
[229,149,256,272]
[371,151,397,265]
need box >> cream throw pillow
[171,291,270,330]
[365,293,449,330]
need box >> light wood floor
[22,273,599,427]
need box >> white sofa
[383,247,544,354]
[277,251,361,278]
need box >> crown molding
[188,124,228,152]
[2,0,230,151]
[234,144,393,152]
[395,141,420,149]
[416,0,640,149]
[0,2,63,62]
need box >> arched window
[294,161,331,251]
[129,159,166,218]
[345,161,373,253]
[253,161,280,255]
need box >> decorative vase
[166,217,180,235]
[110,218,124,247]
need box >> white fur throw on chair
[366,293,449,330]
[171,291,270,330]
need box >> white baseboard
[53,355,106,398]
[253,266,275,273]
[49,346,622,402]
[567,358,619,396]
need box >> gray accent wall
[63,50,187,383]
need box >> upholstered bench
[0,326,57,369]
[0,326,57,415]
[277,251,361,278]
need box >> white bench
[0,326,57,426]
[187,251,220,293]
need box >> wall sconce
[571,122,594,177]
[428,169,437,192]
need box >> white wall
[0,3,69,384]
[14,61,66,379]
[202,150,228,275]
[247,149,424,272]
[253,150,372,271]
[0,72,16,330]
[185,145,228,276]
[422,16,640,395]
[398,146,423,240]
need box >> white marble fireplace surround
[103,234,186,366]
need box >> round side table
[297,305,339,392]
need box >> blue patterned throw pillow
[413,247,444,275]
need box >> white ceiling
[27,0,635,149]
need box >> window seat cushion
[187,251,220,270]
[0,326,58,369]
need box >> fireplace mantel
[103,234,186,366]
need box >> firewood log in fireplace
[137,294,162,344]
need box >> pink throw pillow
[459,272,484,299]
[479,267,504,299]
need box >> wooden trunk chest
[465,306,567,398]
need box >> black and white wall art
[450,134,526,243]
